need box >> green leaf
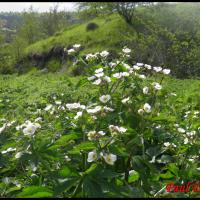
[16,186,53,198]
[68,141,96,154]
[128,170,140,183]
[54,132,80,145]
[167,163,179,177]
[159,171,174,179]
[59,166,79,177]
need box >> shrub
[86,22,99,31]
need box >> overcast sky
[0,2,77,12]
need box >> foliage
[0,46,199,197]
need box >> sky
[0,2,77,12]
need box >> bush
[86,22,99,31]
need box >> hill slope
[18,4,200,78]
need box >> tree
[40,3,70,37]
[18,6,43,45]
[77,2,153,24]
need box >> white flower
[15,152,23,159]
[55,101,62,105]
[103,76,111,83]
[99,95,111,103]
[67,48,75,55]
[66,103,85,110]
[144,64,152,70]
[164,142,170,147]
[74,111,83,120]
[124,63,131,70]
[0,123,6,134]
[109,125,127,136]
[122,72,129,77]
[73,44,81,49]
[122,47,131,54]
[86,53,97,61]
[87,131,96,141]
[103,106,114,112]
[87,106,102,114]
[109,62,117,68]
[2,147,16,154]
[113,73,122,79]
[103,153,117,165]
[95,72,104,78]
[138,74,146,79]
[87,150,98,162]
[177,128,185,133]
[133,65,141,70]
[153,66,162,72]
[64,155,71,161]
[35,117,42,122]
[170,93,177,96]
[92,79,101,85]
[113,72,129,79]
[121,97,130,104]
[87,76,96,81]
[137,63,144,67]
[98,131,106,136]
[143,87,149,94]
[152,82,162,90]
[138,109,144,115]
[143,103,151,113]
[186,131,196,137]
[184,137,189,144]
[95,68,103,74]
[162,69,171,75]
[100,51,109,58]
[44,104,53,111]
[23,124,37,135]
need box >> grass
[25,14,135,55]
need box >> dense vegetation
[0,2,200,198]
[1,3,200,78]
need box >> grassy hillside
[25,14,131,55]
